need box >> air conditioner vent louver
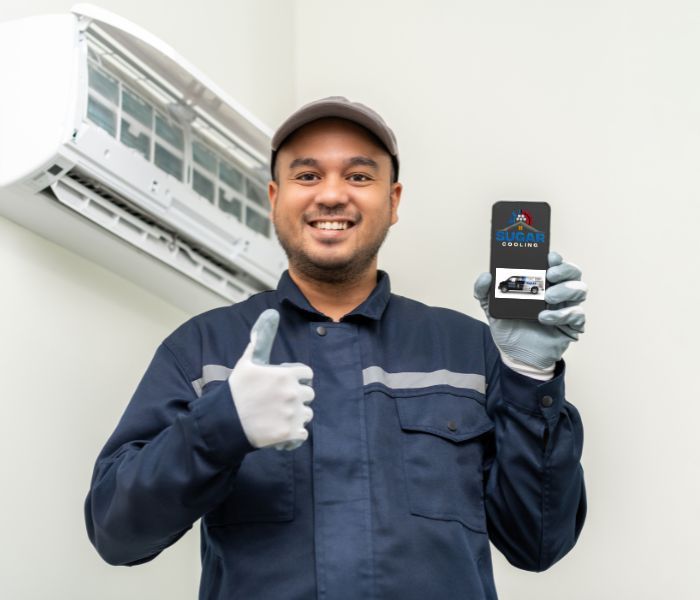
[48,169,262,301]
[65,169,159,227]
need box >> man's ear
[390,181,403,225]
[268,180,278,217]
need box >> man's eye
[348,173,372,182]
[296,173,319,181]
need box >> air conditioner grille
[50,170,267,301]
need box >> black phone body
[489,201,551,320]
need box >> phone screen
[489,201,551,320]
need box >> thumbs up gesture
[228,309,315,451]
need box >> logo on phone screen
[495,209,546,247]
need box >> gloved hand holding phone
[228,309,315,451]
[474,251,587,374]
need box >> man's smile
[311,221,351,230]
[304,216,358,241]
[307,216,357,229]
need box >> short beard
[274,216,390,285]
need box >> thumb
[248,309,280,365]
[473,272,492,302]
[473,272,493,316]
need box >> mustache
[305,210,360,222]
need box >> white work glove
[228,309,314,451]
[474,251,587,374]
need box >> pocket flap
[396,391,494,442]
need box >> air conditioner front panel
[0,14,80,187]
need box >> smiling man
[268,113,402,320]
[85,96,588,600]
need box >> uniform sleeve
[84,342,255,566]
[482,326,587,571]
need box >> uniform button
[541,395,553,408]
[316,326,327,336]
[447,420,458,432]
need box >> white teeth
[312,221,349,230]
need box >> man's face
[268,117,402,283]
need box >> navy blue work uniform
[85,269,586,599]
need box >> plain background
[1,1,698,598]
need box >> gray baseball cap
[270,95,400,182]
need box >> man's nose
[314,174,349,206]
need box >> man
[85,96,587,599]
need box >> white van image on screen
[498,275,544,295]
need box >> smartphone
[489,201,551,320]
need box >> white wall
[0,1,295,598]
[2,1,698,598]
[294,1,699,598]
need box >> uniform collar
[276,269,391,322]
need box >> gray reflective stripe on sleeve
[362,366,486,393]
[192,364,233,397]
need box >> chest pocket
[205,446,295,526]
[395,388,494,533]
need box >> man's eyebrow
[288,157,319,170]
[344,156,380,171]
[287,156,380,171]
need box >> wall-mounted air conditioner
[0,4,286,314]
